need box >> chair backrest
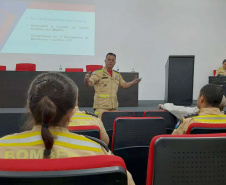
[0,65,6,71]
[213,69,216,76]
[101,111,135,147]
[0,113,28,137]
[16,63,36,71]
[133,111,144,117]
[86,65,103,72]
[102,111,135,131]
[186,123,226,134]
[144,110,178,133]
[0,155,127,185]
[112,117,166,185]
[68,125,101,139]
[65,68,84,72]
[112,117,166,150]
[147,133,226,185]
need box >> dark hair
[199,84,223,107]
[106,52,116,59]
[27,72,78,158]
[223,59,226,64]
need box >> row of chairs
[68,122,226,140]
[101,110,178,147]
[65,110,176,184]
[69,111,226,185]
[0,133,225,185]
[0,110,225,184]
[68,119,226,185]
[0,64,103,72]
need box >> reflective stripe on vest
[71,113,93,120]
[0,131,101,153]
[98,94,110,98]
[193,115,226,123]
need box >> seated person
[172,84,226,135]
[69,93,109,145]
[0,72,135,185]
[158,95,226,120]
[215,59,226,76]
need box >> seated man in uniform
[215,59,226,76]
[69,91,109,145]
[172,83,226,135]
[0,72,135,185]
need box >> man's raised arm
[121,75,141,89]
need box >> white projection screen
[0,0,95,56]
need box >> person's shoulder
[92,68,104,75]
[113,70,123,76]
[113,70,123,78]
[174,113,197,129]
[85,111,98,118]
[113,70,120,74]
[183,112,199,119]
[85,135,110,153]
[0,129,35,140]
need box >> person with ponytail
[0,72,135,185]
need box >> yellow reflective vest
[172,108,226,135]
[193,115,226,123]
[0,125,110,159]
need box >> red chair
[65,68,83,72]
[86,65,103,72]
[0,65,6,71]
[146,133,226,185]
[186,123,226,134]
[0,155,127,185]
[68,125,101,139]
[213,70,216,76]
[16,63,36,71]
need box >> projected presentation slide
[0,1,95,55]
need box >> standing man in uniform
[84,53,140,118]
[172,84,226,135]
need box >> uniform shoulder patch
[96,68,103,72]
[85,111,98,118]
[91,68,103,75]
[184,113,199,119]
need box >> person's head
[222,59,226,70]
[197,84,223,109]
[105,52,116,70]
[27,72,78,158]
